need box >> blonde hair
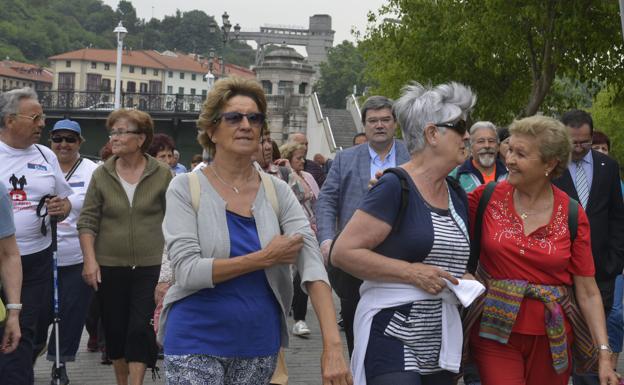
[509,115,571,179]
[279,142,306,161]
[197,77,267,156]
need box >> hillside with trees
[0,0,255,67]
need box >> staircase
[323,109,358,149]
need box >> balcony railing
[35,90,207,113]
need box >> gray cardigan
[157,169,329,347]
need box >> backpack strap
[568,197,579,243]
[382,167,411,233]
[188,171,200,212]
[34,144,49,164]
[64,157,83,182]
[467,181,497,274]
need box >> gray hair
[0,87,39,129]
[393,82,476,154]
[361,96,395,124]
[469,121,498,140]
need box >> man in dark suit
[315,95,410,356]
[552,110,624,385]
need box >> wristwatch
[6,303,22,311]
[597,344,613,353]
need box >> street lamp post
[113,21,128,109]
[210,12,241,78]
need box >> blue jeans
[0,247,53,385]
[44,263,93,362]
[607,274,624,353]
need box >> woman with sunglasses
[158,77,351,385]
[78,109,172,385]
[33,119,98,385]
[464,116,618,385]
[331,82,481,385]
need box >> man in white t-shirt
[32,119,98,385]
[0,88,72,385]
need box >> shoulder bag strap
[188,171,200,212]
[260,171,280,217]
[382,167,411,233]
[34,144,49,164]
[467,181,497,274]
[64,157,83,182]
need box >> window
[58,72,75,91]
[167,86,173,94]
[179,72,185,80]
[190,88,196,95]
[262,80,272,95]
[278,81,293,95]
[129,66,135,73]
[203,76,207,82]
[178,87,184,94]
[104,63,110,70]
[101,78,111,91]
[153,69,159,76]
[299,82,308,94]
[91,62,97,69]
[168,71,173,78]
[140,83,148,93]
[65,61,71,68]
[141,67,147,75]
[126,81,136,92]
[86,74,102,91]
[202,90,207,97]
[191,74,196,81]
[149,81,162,94]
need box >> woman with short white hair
[332,82,483,385]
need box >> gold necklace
[210,164,255,194]
[514,190,553,220]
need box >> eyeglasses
[51,135,78,144]
[572,140,593,148]
[14,113,46,123]
[435,120,468,136]
[108,130,141,139]
[214,112,266,128]
[365,117,394,126]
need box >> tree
[316,41,367,108]
[360,0,624,124]
[591,87,624,165]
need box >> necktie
[575,161,589,209]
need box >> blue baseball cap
[51,119,81,135]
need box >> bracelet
[6,303,22,311]
[597,344,613,353]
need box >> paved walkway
[32,302,624,384]
[34,301,348,385]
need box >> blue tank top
[164,211,281,357]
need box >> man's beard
[477,151,496,168]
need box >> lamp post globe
[113,21,128,109]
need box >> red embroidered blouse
[469,181,595,334]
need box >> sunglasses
[51,135,79,144]
[215,112,266,127]
[435,120,468,136]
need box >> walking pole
[50,215,61,385]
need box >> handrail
[311,92,338,153]
[346,94,363,133]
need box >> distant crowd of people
[0,77,623,385]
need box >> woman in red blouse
[467,116,617,385]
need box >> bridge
[236,15,335,77]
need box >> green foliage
[360,0,624,125]
[0,0,255,67]
[591,87,624,166]
[316,41,367,108]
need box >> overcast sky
[102,0,388,45]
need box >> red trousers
[470,325,573,385]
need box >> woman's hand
[407,263,459,294]
[598,351,619,385]
[0,311,20,353]
[274,158,292,170]
[46,196,70,219]
[82,258,101,291]
[462,272,476,280]
[321,342,353,385]
[259,234,303,267]
[154,281,171,304]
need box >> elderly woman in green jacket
[78,109,172,385]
